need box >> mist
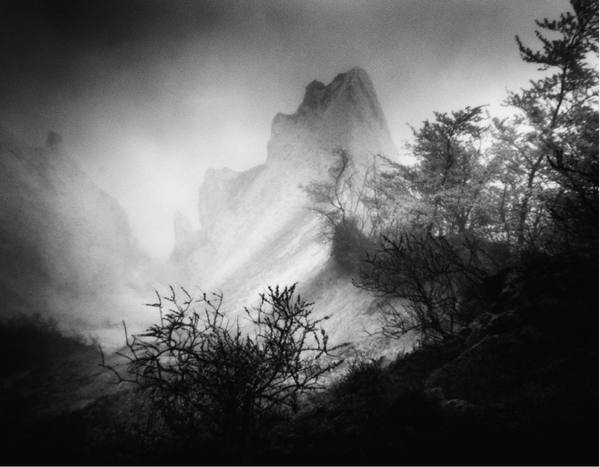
[1,1,597,464]
[1,0,570,258]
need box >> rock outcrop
[173,68,404,352]
[267,67,397,169]
[0,127,146,335]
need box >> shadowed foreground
[1,252,597,465]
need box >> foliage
[510,0,598,253]
[304,148,399,271]
[346,0,598,342]
[101,284,344,452]
[408,106,493,236]
[329,218,375,274]
[356,231,496,343]
[489,115,553,248]
[304,148,365,234]
[304,148,405,241]
[334,358,389,399]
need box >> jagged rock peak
[291,67,383,123]
[267,67,397,165]
[300,80,327,110]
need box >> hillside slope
[0,127,148,337]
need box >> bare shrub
[101,284,345,454]
[356,231,496,343]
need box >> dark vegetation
[1,2,597,465]
[0,313,91,375]
[0,315,103,463]
[99,284,346,461]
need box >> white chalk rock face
[176,68,405,353]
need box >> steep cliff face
[175,68,404,352]
[0,127,146,334]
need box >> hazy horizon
[1,0,570,258]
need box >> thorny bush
[101,283,345,453]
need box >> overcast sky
[0,0,571,257]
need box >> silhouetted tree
[304,149,368,233]
[356,231,495,343]
[101,284,344,458]
[304,148,385,272]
